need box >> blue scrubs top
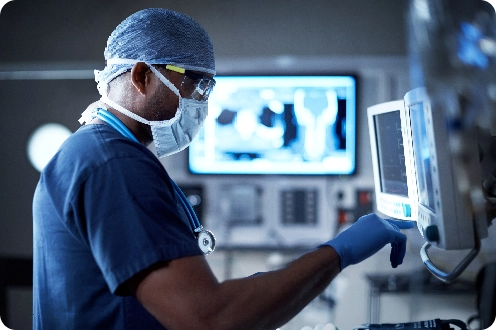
[33,124,203,329]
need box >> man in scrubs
[33,8,410,329]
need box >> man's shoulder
[65,124,155,162]
[47,124,163,178]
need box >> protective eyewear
[166,64,216,101]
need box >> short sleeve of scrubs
[75,137,203,294]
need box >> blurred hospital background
[1,1,495,329]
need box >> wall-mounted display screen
[188,75,357,175]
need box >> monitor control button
[425,225,440,242]
[402,203,411,217]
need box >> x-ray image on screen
[188,75,357,175]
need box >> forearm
[136,247,340,330]
[137,213,409,330]
[205,246,340,330]
[212,213,410,329]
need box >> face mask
[99,64,208,158]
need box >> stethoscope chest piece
[94,110,216,255]
[197,229,216,255]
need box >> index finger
[385,219,416,230]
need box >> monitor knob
[425,225,440,243]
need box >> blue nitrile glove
[322,213,414,270]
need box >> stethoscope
[95,108,216,255]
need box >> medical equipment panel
[367,100,417,221]
[403,87,476,250]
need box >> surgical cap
[95,8,215,95]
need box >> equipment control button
[425,225,440,242]
[402,203,412,217]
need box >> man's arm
[135,246,340,330]
[135,213,409,330]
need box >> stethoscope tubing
[95,108,202,233]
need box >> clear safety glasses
[165,64,216,101]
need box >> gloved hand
[322,213,414,270]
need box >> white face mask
[99,63,208,158]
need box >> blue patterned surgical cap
[95,8,215,95]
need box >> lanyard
[95,108,215,254]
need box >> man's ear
[130,62,151,95]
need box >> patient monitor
[403,88,479,251]
[369,87,493,282]
[404,88,489,282]
[399,0,496,282]
[367,100,417,221]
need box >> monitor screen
[408,101,436,211]
[374,110,408,197]
[367,100,417,220]
[188,75,357,175]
